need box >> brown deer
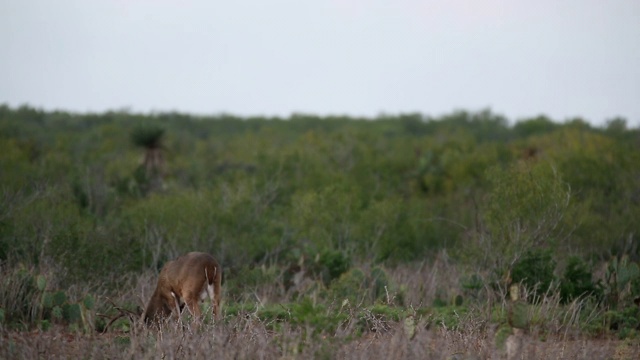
[142,252,222,324]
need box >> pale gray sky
[2,0,639,125]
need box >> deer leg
[214,270,221,320]
[206,282,217,320]
[171,292,182,322]
[206,266,222,320]
[184,296,202,321]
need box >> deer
[142,252,222,325]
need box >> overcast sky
[2,0,639,125]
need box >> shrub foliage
[2,105,640,339]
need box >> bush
[560,256,601,303]
[307,249,351,286]
[511,249,556,302]
[225,265,279,300]
[329,269,367,305]
[481,162,571,273]
[461,273,485,300]
[0,266,40,326]
[606,306,640,339]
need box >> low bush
[511,249,556,302]
[560,256,602,303]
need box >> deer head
[142,252,222,325]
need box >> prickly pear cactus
[52,290,67,307]
[403,315,416,340]
[605,256,640,307]
[63,303,82,323]
[617,257,639,291]
[509,301,529,330]
[36,275,47,292]
[83,295,95,310]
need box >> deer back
[162,252,220,298]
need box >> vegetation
[1,104,640,358]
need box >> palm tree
[131,125,165,193]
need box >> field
[3,318,638,359]
[2,260,640,359]
[3,265,640,359]
[1,106,640,358]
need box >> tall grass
[2,313,636,359]
[2,259,639,359]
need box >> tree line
[1,104,638,286]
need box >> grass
[2,316,638,359]
[2,259,640,359]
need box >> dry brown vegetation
[2,260,640,359]
[2,314,639,359]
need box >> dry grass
[2,260,640,359]
[2,318,639,359]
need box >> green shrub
[461,273,484,300]
[328,266,395,306]
[290,297,346,333]
[258,305,290,323]
[511,249,556,302]
[367,304,405,322]
[226,265,278,299]
[482,162,571,272]
[329,268,366,305]
[606,306,640,339]
[560,256,601,303]
[427,305,468,329]
[302,249,351,286]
